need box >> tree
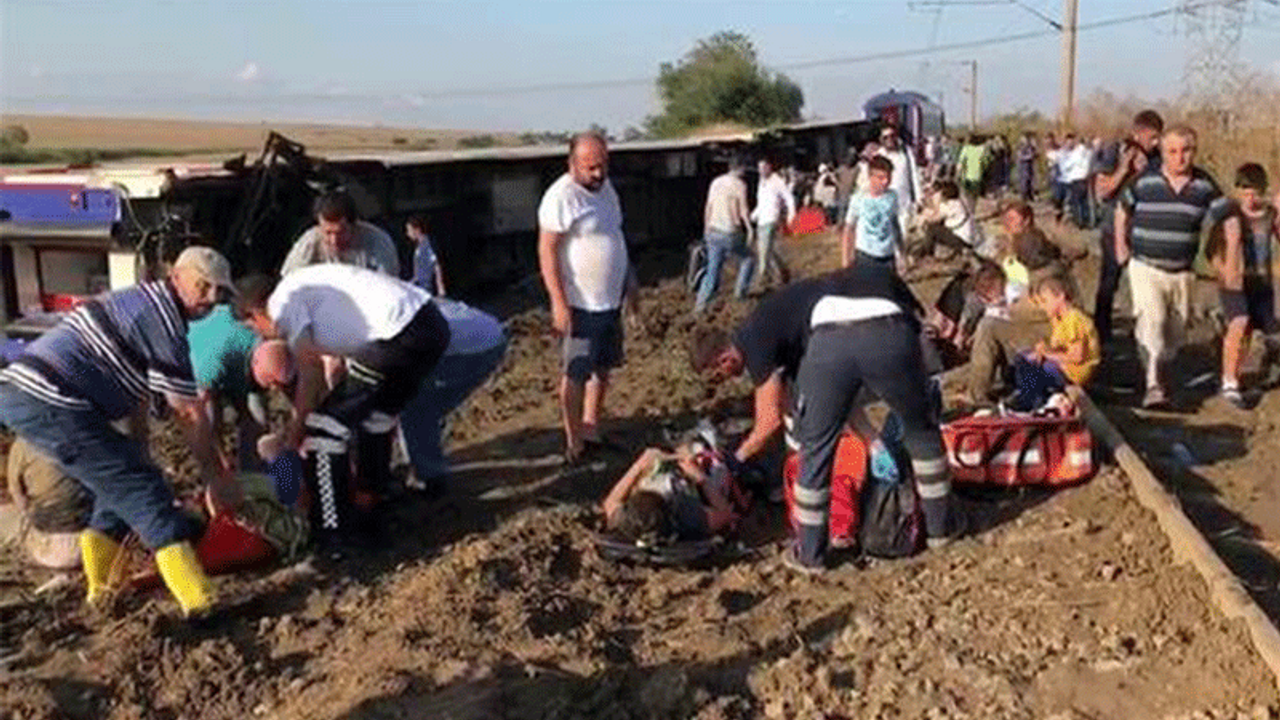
[1,124,30,147]
[646,32,804,138]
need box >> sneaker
[1222,385,1246,409]
[781,546,825,576]
[1141,386,1168,409]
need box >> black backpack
[858,448,923,559]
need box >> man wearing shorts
[538,132,637,462]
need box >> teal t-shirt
[187,304,259,403]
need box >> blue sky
[2,0,1277,132]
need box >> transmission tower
[1177,0,1250,105]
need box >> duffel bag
[941,411,1094,487]
[782,430,867,546]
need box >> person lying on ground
[0,247,238,618]
[1010,275,1101,412]
[841,155,904,272]
[236,265,450,551]
[1205,163,1280,408]
[601,446,738,543]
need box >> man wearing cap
[0,246,239,618]
[236,264,450,549]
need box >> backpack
[858,419,923,559]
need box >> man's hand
[550,302,571,337]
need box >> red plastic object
[41,293,88,313]
[783,430,869,544]
[787,206,828,236]
[195,513,277,575]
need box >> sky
[1,0,1278,133]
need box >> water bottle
[870,413,906,484]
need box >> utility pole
[1060,0,1079,127]
[963,60,978,128]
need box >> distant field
[0,114,521,160]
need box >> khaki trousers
[1128,258,1193,390]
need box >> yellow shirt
[1049,307,1100,385]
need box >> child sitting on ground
[1206,163,1280,408]
[914,180,988,262]
[601,445,738,544]
[1010,274,1100,412]
[928,261,1006,371]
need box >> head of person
[313,190,359,256]
[569,132,609,192]
[234,274,281,338]
[935,180,960,201]
[607,490,671,542]
[1234,162,1269,212]
[758,156,777,178]
[727,156,747,177]
[1033,274,1072,317]
[867,156,894,195]
[1063,132,1077,148]
[880,125,900,150]
[1131,109,1164,152]
[860,142,880,161]
[818,163,830,175]
[1001,200,1035,236]
[405,215,429,244]
[1162,125,1197,177]
[973,260,1007,304]
[1023,131,1036,142]
[689,327,744,384]
[170,246,235,320]
[251,339,295,390]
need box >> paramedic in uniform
[236,265,449,549]
[538,132,638,462]
[690,264,955,572]
[0,247,239,617]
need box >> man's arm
[166,393,240,510]
[735,183,754,239]
[537,229,571,336]
[735,374,786,463]
[278,233,315,277]
[601,448,665,519]
[1220,214,1245,292]
[1114,203,1131,264]
[434,263,448,297]
[781,182,797,225]
[197,389,233,472]
[1094,145,1137,201]
[280,336,327,452]
[841,223,857,268]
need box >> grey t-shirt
[637,461,709,540]
[279,220,401,277]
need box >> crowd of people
[2,112,1278,614]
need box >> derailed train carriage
[0,117,874,337]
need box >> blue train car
[863,89,946,158]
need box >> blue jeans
[0,383,197,549]
[694,230,753,312]
[399,341,507,481]
[1011,355,1068,412]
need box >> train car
[863,89,946,159]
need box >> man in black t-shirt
[690,264,956,573]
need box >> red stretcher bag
[941,412,1094,487]
[782,430,868,545]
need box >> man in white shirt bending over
[538,132,638,463]
[752,156,796,291]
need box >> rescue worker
[0,247,239,617]
[690,263,957,572]
[236,265,449,549]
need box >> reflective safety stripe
[793,485,830,505]
[948,448,1091,467]
[1067,449,1091,466]
[349,361,385,384]
[362,411,396,434]
[916,480,952,500]
[315,453,339,530]
[793,507,828,527]
[911,456,948,476]
[305,413,351,440]
[303,437,347,455]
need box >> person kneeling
[601,447,738,544]
[1010,275,1100,412]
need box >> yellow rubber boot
[79,529,122,604]
[155,542,214,617]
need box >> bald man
[538,132,638,462]
[189,303,295,471]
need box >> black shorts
[563,307,623,382]
[1220,278,1277,334]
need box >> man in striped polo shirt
[1115,126,1235,407]
[0,247,239,617]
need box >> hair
[569,131,607,157]
[1002,199,1034,223]
[1235,163,1269,192]
[1033,273,1070,299]
[689,326,732,373]
[972,260,1006,297]
[313,190,358,223]
[934,180,960,201]
[1164,124,1198,144]
[726,155,747,173]
[406,215,429,233]
[1133,109,1165,133]
[234,274,279,318]
[867,155,894,175]
[607,491,671,542]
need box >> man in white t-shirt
[1058,134,1093,228]
[537,132,637,462]
[752,156,796,291]
[237,266,450,549]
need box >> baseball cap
[174,246,235,296]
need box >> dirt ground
[4,219,1280,720]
